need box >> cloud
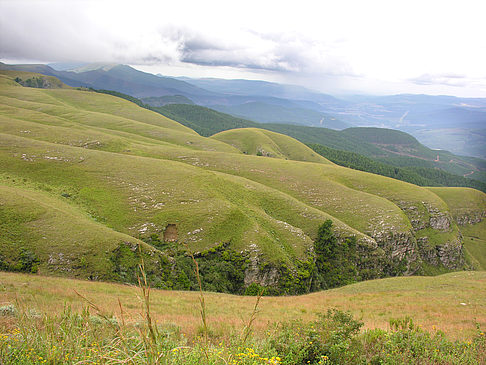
[0,1,356,78]
[1,0,486,96]
[410,73,470,87]
[173,28,358,77]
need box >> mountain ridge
[2,62,485,157]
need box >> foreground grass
[1,271,485,364]
[1,271,485,340]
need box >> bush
[361,318,486,365]
[270,308,364,364]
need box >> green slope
[0,184,167,281]
[211,128,330,163]
[151,103,486,184]
[1,71,485,294]
[153,103,259,136]
[427,187,486,269]
[460,221,486,269]
[308,143,486,192]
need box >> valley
[1,71,485,296]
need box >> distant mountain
[47,62,88,71]
[336,94,486,158]
[176,77,347,107]
[213,102,351,129]
[2,62,485,157]
[0,62,217,100]
[141,95,194,107]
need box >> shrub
[361,318,486,365]
[269,308,364,364]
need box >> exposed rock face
[425,203,452,232]
[386,201,466,272]
[47,252,74,273]
[417,236,464,269]
[398,202,428,231]
[241,200,469,291]
[373,230,420,275]
[397,201,453,232]
[243,243,279,287]
[377,231,416,260]
[429,214,451,231]
[455,211,486,226]
[244,252,279,287]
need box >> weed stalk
[184,243,210,362]
[241,288,264,343]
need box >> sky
[1,0,486,97]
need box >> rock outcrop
[416,236,464,269]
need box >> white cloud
[1,0,486,96]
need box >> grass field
[1,271,485,341]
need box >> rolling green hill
[150,103,486,183]
[1,71,485,295]
[153,103,259,137]
[308,143,486,192]
[211,128,329,163]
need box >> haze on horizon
[1,0,486,97]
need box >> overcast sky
[1,0,486,97]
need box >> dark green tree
[313,220,358,290]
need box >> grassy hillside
[309,143,486,192]
[154,103,259,137]
[2,271,485,364]
[151,103,486,183]
[211,128,329,163]
[0,185,155,280]
[1,71,485,294]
